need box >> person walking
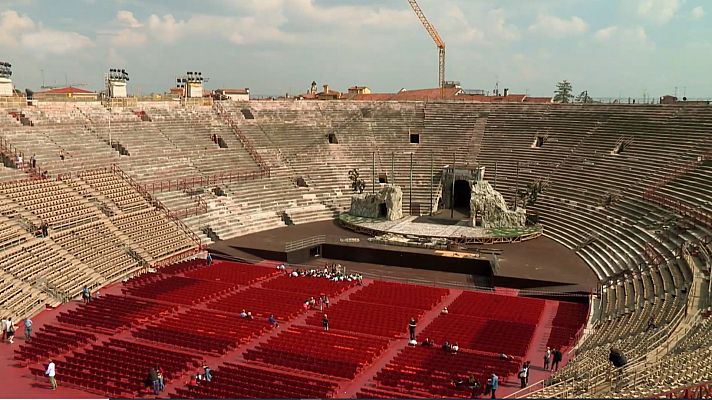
[24,318,32,342]
[408,317,417,341]
[322,314,329,331]
[46,359,57,390]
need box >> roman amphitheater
[0,95,710,399]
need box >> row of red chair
[55,338,201,397]
[418,313,536,357]
[304,299,426,338]
[170,362,338,398]
[348,281,449,310]
[244,325,389,378]
[157,259,207,276]
[372,346,519,398]
[134,308,271,354]
[133,326,238,355]
[123,275,238,305]
[447,291,545,325]
[547,301,588,350]
[206,286,311,320]
[15,324,98,363]
[56,294,176,331]
[184,261,278,285]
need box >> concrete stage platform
[338,213,543,244]
[209,220,597,294]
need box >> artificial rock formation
[470,180,526,228]
[349,185,403,220]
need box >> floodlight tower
[176,71,207,98]
[106,68,129,98]
[0,61,14,97]
[104,68,129,149]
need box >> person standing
[519,363,528,388]
[202,362,212,382]
[81,286,90,304]
[31,154,36,169]
[206,253,212,266]
[322,314,329,331]
[552,347,563,372]
[149,367,160,395]
[156,366,165,392]
[24,318,32,342]
[6,317,16,344]
[544,347,551,370]
[46,359,57,390]
[408,317,417,341]
[490,373,499,399]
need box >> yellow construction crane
[407,0,445,89]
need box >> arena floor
[1,259,582,399]
[210,220,598,293]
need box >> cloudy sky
[1,0,710,98]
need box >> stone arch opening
[453,179,471,216]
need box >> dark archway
[453,180,471,216]
[378,203,388,218]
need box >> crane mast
[407,0,445,89]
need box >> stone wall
[349,185,403,220]
[470,180,526,228]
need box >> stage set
[210,172,597,298]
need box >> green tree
[553,80,574,103]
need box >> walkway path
[498,300,559,397]
[339,289,464,397]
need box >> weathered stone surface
[349,185,403,220]
[470,180,526,228]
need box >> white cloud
[111,28,146,47]
[0,10,93,55]
[593,26,653,49]
[637,0,681,23]
[21,29,94,55]
[146,14,186,44]
[691,6,705,19]
[439,5,519,46]
[529,14,588,38]
[0,10,35,46]
[594,26,618,41]
[116,10,142,28]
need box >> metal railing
[213,101,271,175]
[141,170,268,193]
[285,235,326,252]
[110,164,205,252]
[659,379,712,398]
